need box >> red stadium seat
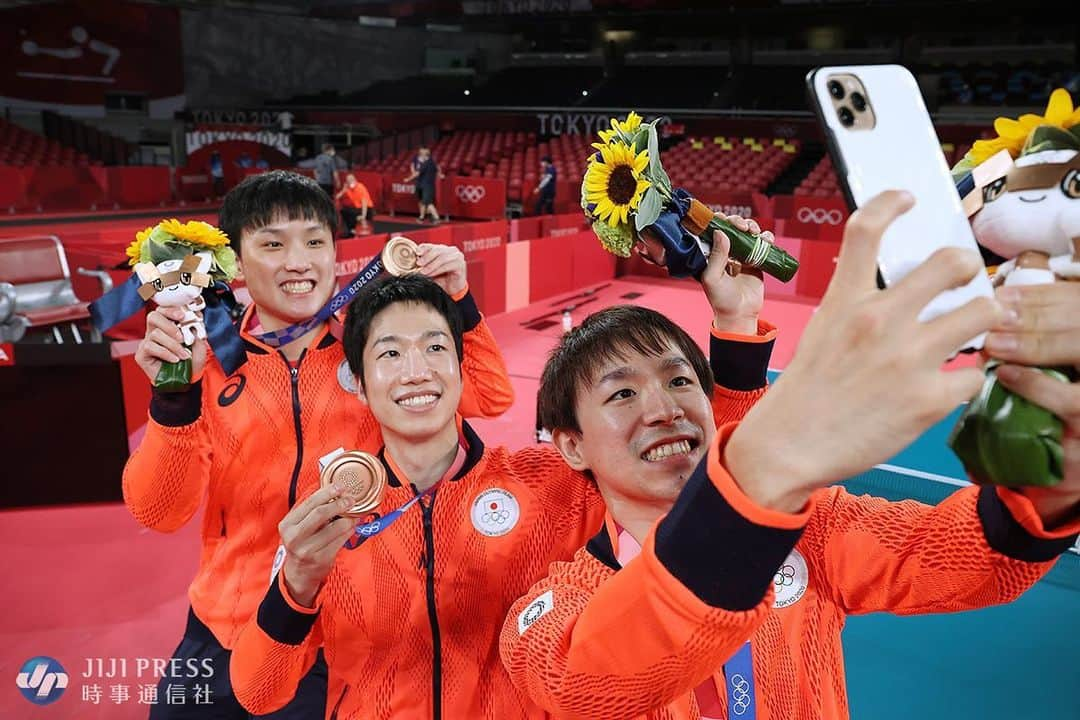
[0,235,110,343]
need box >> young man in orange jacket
[227,215,780,719]
[123,170,514,719]
[499,191,1080,720]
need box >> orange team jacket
[500,422,1080,720]
[122,291,515,650]
[342,183,372,208]
[228,323,779,720]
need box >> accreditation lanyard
[722,642,757,719]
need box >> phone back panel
[808,64,992,326]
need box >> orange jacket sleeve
[230,568,323,715]
[709,319,775,426]
[122,384,213,533]
[805,484,1080,616]
[454,290,514,419]
[500,423,811,720]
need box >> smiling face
[237,214,336,332]
[972,149,1080,259]
[553,339,714,509]
[358,300,462,444]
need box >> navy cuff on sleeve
[655,459,804,611]
[455,291,482,332]
[256,576,319,646]
[977,486,1079,562]
[149,382,203,427]
[710,334,773,392]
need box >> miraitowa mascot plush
[949,89,1080,487]
[125,219,238,390]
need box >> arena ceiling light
[358,15,396,27]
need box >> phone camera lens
[850,92,867,112]
[828,80,845,100]
[838,107,855,126]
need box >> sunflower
[158,219,230,248]
[125,225,155,267]
[583,142,650,228]
[122,219,237,280]
[961,88,1080,170]
[597,111,644,146]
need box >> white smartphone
[806,64,993,349]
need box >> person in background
[336,173,373,238]
[209,151,225,198]
[314,143,339,198]
[532,156,557,215]
[404,146,443,223]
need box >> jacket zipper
[420,493,442,720]
[284,351,307,508]
[329,684,348,720]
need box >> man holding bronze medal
[227,213,782,718]
[122,171,515,719]
[500,191,1080,720]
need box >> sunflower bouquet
[125,219,237,389]
[125,218,237,277]
[583,112,798,282]
[947,89,1080,488]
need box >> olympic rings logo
[482,507,511,524]
[456,185,487,203]
[730,674,752,715]
[775,563,796,588]
[796,207,844,225]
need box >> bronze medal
[319,451,386,517]
[382,235,420,276]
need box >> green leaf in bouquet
[653,163,672,195]
[592,220,634,257]
[647,124,663,178]
[154,357,193,392]
[949,365,1068,487]
[212,245,238,282]
[632,128,649,154]
[634,186,663,231]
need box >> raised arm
[122,307,213,532]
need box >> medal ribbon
[256,254,385,347]
[723,643,757,719]
[344,480,442,549]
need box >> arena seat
[0,236,111,343]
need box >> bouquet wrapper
[948,363,1070,487]
[649,189,799,281]
[154,358,193,392]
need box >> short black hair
[541,156,552,164]
[538,305,713,432]
[218,170,338,256]
[343,274,464,390]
